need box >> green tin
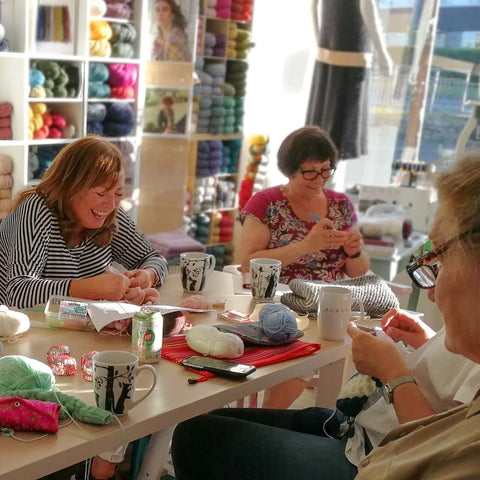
[131,307,163,363]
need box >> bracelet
[348,251,362,259]
[146,268,160,288]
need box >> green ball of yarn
[0,355,55,394]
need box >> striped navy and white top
[0,194,168,308]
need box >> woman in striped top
[0,136,168,309]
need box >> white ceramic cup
[250,258,282,301]
[180,252,216,293]
[317,286,365,341]
[92,351,157,415]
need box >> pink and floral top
[240,186,357,284]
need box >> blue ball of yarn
[89,62,110,82]
[105,102,134,123]
[259,304,299,344]
[87,121,104,135]
[87,103,107,122]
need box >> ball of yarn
[90,19,112,41]
[107,63,137,86]
[105,102,134,123]
[186,325,244,359]
[87,103,108,122]
[259,304,299,344]
[0,305,30,338]
[178,294,213,311]
[0,355,55,394]
[89,62,110,82]
[89,0,107,17]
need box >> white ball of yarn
[0,305,30,339]
[186,325,244,359]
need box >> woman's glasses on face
[406,230,479,289]
[296,167,336,180]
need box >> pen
[310,213,321,222]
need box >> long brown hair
[12,136,125,247]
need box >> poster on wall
[147,0,198,62]
[143,87,190,136]
[33,0,76,55]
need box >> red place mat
[162,335,321,381]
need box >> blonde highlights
[12,136,125,247]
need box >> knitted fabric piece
[281,274,399,317]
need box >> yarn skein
[259,303,300,344]
[0,355,55,394]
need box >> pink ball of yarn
[107,63,137,86]
[178,294,213,311]
[47,127,62,139]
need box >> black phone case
[180,357,256,378]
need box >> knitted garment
[281,274,399,318]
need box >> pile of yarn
[203,30,226,57]
[89,19,113,57]
[227,23,253,59]
[231,0,253,22]
[210,211,234,244]
[90,15,137,58]
[187,212,211,245]
[28,103,76,140]
[238,133,269,209]
[0,102,13,140]
[87,63,136,136]
[191,177,216,213]
[205,0,252,22]
[221,139,241,173]
[226,61,248,98]
[0,154,13,219]
[108,63,137,99]
[105,0,133,20]
[30,144,64,179]
[196,140,223,177]
[29,61,79,98]
[216,178,236,209]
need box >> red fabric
[0,397,60,432]
[162,335,321,381]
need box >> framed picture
[33,0,76,55]
[143,87,190,136]
[147,0,198,62]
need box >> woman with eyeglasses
[172,154,480,479]
[240,126,370,285]
[240,126,370,408]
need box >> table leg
[136,427,175,480]
[314,357,353,409]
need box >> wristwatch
[382,375,417,404]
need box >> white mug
[250,258,282,301]
[317,286,364,341]
[92,351,157,415]
[180,252,216,293]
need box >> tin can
[131,307,163,363]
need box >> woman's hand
[70,274,130,301]
[347,322,410,384]
[343,230,363,257]
[381,308,436,349]
[124,268,157,289]
[303,218,347,254]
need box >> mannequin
[306,0,393,160]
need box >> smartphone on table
[180,355,256,379]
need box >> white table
[0,271,352,480]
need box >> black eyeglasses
[406,230,480,289]
[296,167,336,180]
